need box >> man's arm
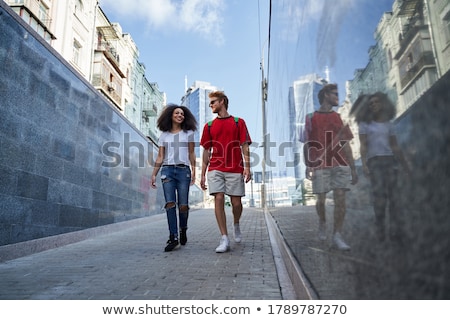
[343,142,358,185]
[200,148,211,190]
[241,143,251,183]
[359,134,369,176]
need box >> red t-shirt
[303,111,353,169]
[200,116,252,173]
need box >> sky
[99,0,395,174]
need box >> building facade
[4,0,165,139]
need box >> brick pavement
[4,193,442,300]
[0,208,294,300]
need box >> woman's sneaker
[164,235,180,252]
[215,236,230,253]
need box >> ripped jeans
[160,165,191,237]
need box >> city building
[4,0,165,139]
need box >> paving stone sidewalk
[0,208,283,300]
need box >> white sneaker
[234,224,242,243]
[215,236,230,253]
[318,223,327,241]
[333,233,350,251]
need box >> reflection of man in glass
[302,84,358,251]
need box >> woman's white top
[358,121,395,160]
[158,130,195,166]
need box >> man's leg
[230,196,242,224]
[214,192,230,253]
[230,196,243,243]
[316,193,327,240]
[316,193,327,223]
[332,188,350,250]
[333,188,346,234]
[214,192,227,236]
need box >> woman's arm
[359,134,369,177]
[188,141,196,185]
[151,146,165,188]
[390,135,411,174]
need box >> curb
[265,209,318,299]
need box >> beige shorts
[311,166,351,194]
[207,170,245,196]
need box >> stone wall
[0,4,165,246]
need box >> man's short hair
[209,91,229,109]
[318,83,338,104]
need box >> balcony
[142,104,158,117]
[6,0,52,29]
[96,41,124,77]
[7,0,55,41]
[397,0,421,17]
[400,52,435,89]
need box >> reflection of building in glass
[348,0,450,118]
[288,74,326,187]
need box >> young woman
[151,104,197,252]
[351,92,410,242]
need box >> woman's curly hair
[350,92,396,123]
[156,104,197,132]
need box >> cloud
[315,0,354,69]
[99,0,225,45]
[275,0,356,68]
[276,0,324,41]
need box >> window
[73,40,81,66]
[75,0,84,16]
[387,49,393,70]
[37,3,48,22]
[444,16,450,44]
[406,53,413,71]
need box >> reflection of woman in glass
[351,92,410,242]
[151,104,197,252]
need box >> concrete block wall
[0,4,164,246]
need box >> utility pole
[260,50,268,210]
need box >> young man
[302,83,358,251]
[200,91,252,253]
